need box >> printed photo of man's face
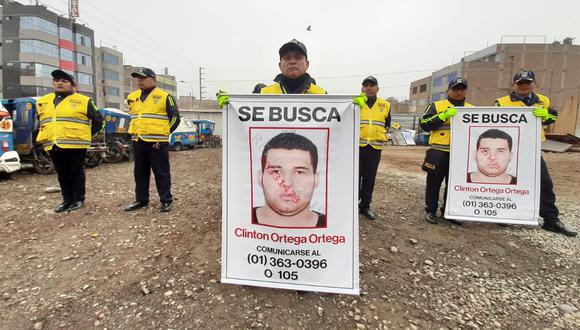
[260,148,319,216]
[475,136,512,177]
[468,128,517,185]
[252,132,325,228]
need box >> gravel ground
[0,147,578,329]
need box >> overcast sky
[37,0,579,100]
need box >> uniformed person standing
[493,70,576,237]
[419,78,472,225]
[124,68,180,213]
[36,70,103,212]
[217,39,325,106]
[352,76,391,220]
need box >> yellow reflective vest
[36,92,92,151]
[260,82,326,94]
[428,99,473,152]
[494,93,550,142]
[359,97,391,150]
[127,88,170,142]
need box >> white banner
[221,94,359,294]
[445,107,541,225]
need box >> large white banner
[221,94,359,294]
[445,107,541,225]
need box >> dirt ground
[0,146,578,330]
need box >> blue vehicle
[0,106,21,178]
[1,97,54,174]
[191,119,221,148]
[101,108,132,162]
[169,119,198,151]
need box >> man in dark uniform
[494,71,576,237]
[353,76,392,220]
[420,78,472,225]
[36,70,103,212]
[124,68,180,213]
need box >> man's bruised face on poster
[260,148,319,217]
[475,137,513,177]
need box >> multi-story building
[409,40,580,134]
[95,46,124,108]
[408,76,431,113]
[1,1,96,99]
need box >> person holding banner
[420,77,472,225]
[217,39,325,107]
[353,76,391,220]
[493,70,576,237]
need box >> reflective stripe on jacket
[36,92,92,151]
[359,97,391,150]
[127,88,170,142]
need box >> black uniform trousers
[424,149,450,214]
[540,157,559,224]
[50,147,87,203]
[133,140,173,204]
[359,145,382,210]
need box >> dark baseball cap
[279,39,307,58]
[448,77,468,89]
[513,70,535,83]
[362,76,378,85]
[131,67,157,79]
[51,69,75,84]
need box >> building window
[105,86,120,96]
[60,48,74,61]
[19,63,35,76]
[103,69,119,81]
[59,26,73,40]
[75,33,92,47]
[447,72,458,84]
[35,63,59,78]
[432,76,443,87]
[419,84,427,93]
[103,53,119,65]
[77,72,93,86]
[20,16,58,36]
[20,39,59,58]
[432,93,440,101]
[412,86,418,94]
[76,53,92,66]
[418,98,427,106]
[105,102,120,109]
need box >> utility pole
[199,67,206,106]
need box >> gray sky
[39,0,579,100]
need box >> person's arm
[87,99,104,136]
[419,103,445,131]
[166,95,181,133]
[385,111,392,131]
[493,99,500,107]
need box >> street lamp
[179,80,195,109]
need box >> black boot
[55,201,71,213]
[67,201,84,212]
[124,201,148,212]
[425,212,438,224]
[542,220,577,237]
[359,208,375,220]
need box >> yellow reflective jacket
[359,97,391,150]
[36,92,92,151]
[260,82,326,94]
[127,88,170,142]
[494,93,551,142]
[424,99,473,152]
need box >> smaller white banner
[445,107,541,225]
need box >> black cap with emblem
[448,77,468,89]
[51,69,76,85]
[362,76,378,85]
[513,70,535,83]
[131,67,157,79]
[279,39,308,59]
